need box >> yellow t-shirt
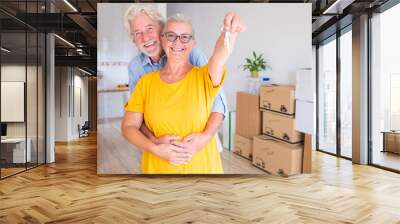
[125,65,225,174]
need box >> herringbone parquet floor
[1,135,400,223]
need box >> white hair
[124,4,165,42]
[163,13,195,40]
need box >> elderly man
[124,4,228,154]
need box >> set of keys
[221,27,231,54]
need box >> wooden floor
[97,118,264,174]
[1,163,45,178]
[372,150,400,171]
[1,135,400,223]
[1,167,26,178]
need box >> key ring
[221,27,231,54]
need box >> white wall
[72,74,89,138]
[167,3,312,110]
[1,65,26,140]
[1,64,46,163]
[312,45,317,150]
[54,67,89,141]
[55,67,69,141]
[1,65,35,137]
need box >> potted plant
[242,51,268,78]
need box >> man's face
[130,13,162,58]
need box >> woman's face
[162,21,194,62]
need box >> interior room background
[0,4,46,179]
[96,3,312,174]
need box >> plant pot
[250,70,259,78]
[247,77,261,95]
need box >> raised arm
[208,12,246,86]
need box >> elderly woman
[122,13,245,174]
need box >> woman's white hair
[124,4,165,42]
[163,13,195,40]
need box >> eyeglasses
[162,32,193,43]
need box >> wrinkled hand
[171,133,209,157]
[223,12,246,33]
[152,143,192,165]
[156,134,180,145]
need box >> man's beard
[139,40,161,58]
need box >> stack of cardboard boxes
[234,85,305,176]
[233,92,261,160]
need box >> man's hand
[171,133,211,156]
[152,143,192,165]
[155,134,181,144]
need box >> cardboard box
[252,135,303,176]
[302,134,312,174]
[260,85,296,115]
[384,132,400,154]
[233,134,253,160]
[236,92,261,139]
[262,110,304,143]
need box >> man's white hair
[124,4,165,42]
[163,13,195,40]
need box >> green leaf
[243,51,270,74]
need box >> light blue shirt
[127,47,228,117]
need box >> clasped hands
[152,133,210,165]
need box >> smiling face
[130,12,162,58]
[161,21,194,62]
